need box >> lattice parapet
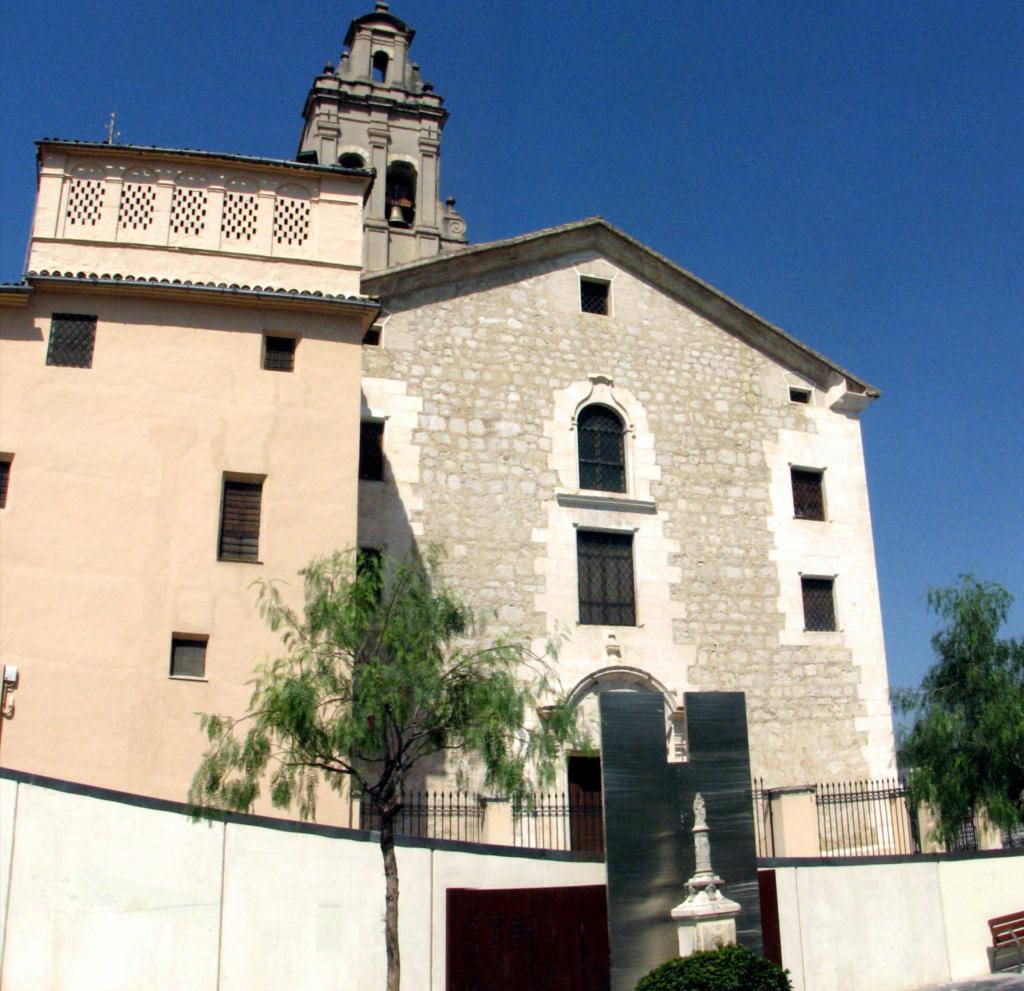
[170,185,208,236]
[221,191,259,241]
[118,182,157,231]
[273,193,311,246]
[66,177,105,227]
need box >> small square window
[578,530,636,626]
[580,279,609,315]
[263,335,296,372]
[170,635,207,679]
[789,387,811,404]
[218,477,263,562]
[46,313,97,368]
[0,457,11,508]
[359,421,385,481]
[362,324,382,347]
[791,468,825,521]
[802,577,836,631]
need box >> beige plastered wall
[360,251,897,786]
[0,289,365,821]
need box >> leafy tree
[895,574,1024,846]
[189,549,581,991]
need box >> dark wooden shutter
[578,531,636,626]
[577,405,625,492]
[218,480,263,561]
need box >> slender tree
[189,549,581,991]
[895,574,1024,846]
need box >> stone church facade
[0,2,896,815]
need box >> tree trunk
[380,810,401,991]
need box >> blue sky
[3,1,1021,693]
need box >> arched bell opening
[385,161,416,228]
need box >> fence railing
[511,791,604,854]
[816,778,920,856]
[358,791,483,844]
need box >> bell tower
[297,2,468,271]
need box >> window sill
[557,492,656,514]
[218,556,263,565]
[169,675,208,683]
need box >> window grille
[0,460,10,509]
[359,422,385,481]
[577,531,636,626]
[273,193,311,246]
[170,636,207,679]
[170,185,207,235]
[802,577,836,631]
[65,177,105,226]
[580,278,609,315]
[791,468,825,520]
[221,190,258,241]
[577,405,626,492]
[46,314,96,368]
[263,335,296,372]
[118,182,156,231]
[218,479,263,562]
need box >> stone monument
[670,793,743,957]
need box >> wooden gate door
[568,755,605,853]
[446,885,610,991]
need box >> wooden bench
[988,910,1024,973]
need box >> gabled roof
[362,217,879,397]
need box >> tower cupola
[297,2,468,271]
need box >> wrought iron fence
[358,791,483,843]
[815,778,921,856]
[512,791,605,854]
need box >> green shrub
[635,943,792,991]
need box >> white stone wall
[0,777,605,991]
[362,250,897,783]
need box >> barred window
[802,577,836,631]
[791,468,825,521]
[170,635,207,679]
[580,278,609,315]
[578,405,626,492]
[578,530,636,626]
[218,478,263,562]
[46,314,96,368]
[359,421,385,481]
[263,335,296,372]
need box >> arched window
[577,405,626,492]
[338,152,365,169]
[372,51,389,83]
[385,161,416,227]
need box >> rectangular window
[802,577,836,631]
[170,635,207,679]
[46,313,97,368]
[791,468,825,521]
[580,278,609,315]
[263,335,296,372]
[577,530,636,626]
[362,324,382,347]
[789,387,811,404]
[359,421,385,481]
[0,457,11,509]
[218,477,263,562]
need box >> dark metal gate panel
[446,885,610,991]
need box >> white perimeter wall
[0,779,604,991]
[773,855,1024,991]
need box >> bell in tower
[297,2,468,271]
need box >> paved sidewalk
[914,975,1024,991]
